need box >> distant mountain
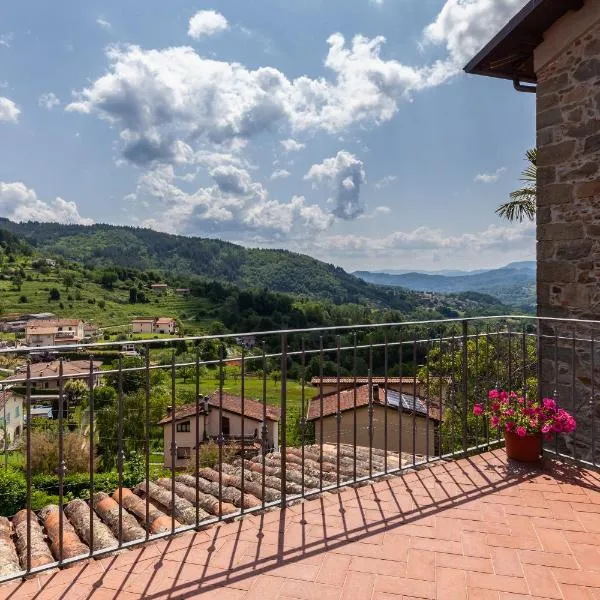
[354,262,536,310]
[0,219,509,317]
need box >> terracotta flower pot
[504,430,542,462]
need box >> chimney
[166,406,173,416]
[372,384,379,401]
[203,396,210,413]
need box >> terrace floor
[2,449,600,600]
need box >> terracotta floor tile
[406,549,435,581]
[245,575,285,600]
[518,550,579,570]
[374,575,436,599]
[462,532,492,558]
[437,567,467,600]
[558,584,597,600]
[279,579,343,600]
[521,563,562,599]
[341,571,375,600]
[490,548,524,578]
[467,588,500,600]
[349,556,406,577]
[535,529,571,554]
[465,573,528,595]
[436,553,493,574]
[317,554,352,586]
[551,567,600,588]
[486,535,540,551]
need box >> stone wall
[536,19,600,463]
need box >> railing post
[280,333,287,508]
[462,320,468,456]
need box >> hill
[0,219,510,316]
[354,262,535,311]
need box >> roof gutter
[513,77,537,93]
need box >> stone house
[0,391,23,446]
[465,0,600,461]
[25,319,85,347]
[158,393,281,469]
[307,384,439,457]
[131,317,176,335]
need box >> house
[464,0,600,462]
[235,335,256,349]
[175,288,191,296]
[155,318,176,335]
[0,391,23,446]
[25,319,84,347]
[150,283,168,293]
[131,317,177,335]
[307,384,439,457]
[83,323,98,339]
[3,360,102,390]
[158,393,281,469]
[131,318,155,334]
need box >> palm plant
[496,148,537,222]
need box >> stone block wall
[536,19,600,462]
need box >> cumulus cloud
[374,205,392,214]
[188,10,229,39]
[66,33,459,168]
[306,221,534,259]
[422,0,528,78]
[474,167,506,183]
[270,169,290,180]
[38,92,60,110]
[0,97,20,123]
[281,138,305,152]
[374,175,397,189]
[134,165,332,237]
[0,181,93,224]
[96,18,111,29]
[305,151,366,220]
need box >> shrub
[48,288,61,301]
[0,468,26,517]
[98,300,106,309]
[187,441,236,471]
[18,295,28,303]
[30,430,97,475]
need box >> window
[15,405,19,418]
[221,416,230,436]
[176,446,190,459]
[176,421,191,432]
[5,412,10,424]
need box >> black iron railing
[0,315,597,581]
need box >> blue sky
[0,0,536,271]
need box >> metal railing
[0,315,597,581]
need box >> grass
[0,262,213,333]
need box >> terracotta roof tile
[310,377,418,385]
[307,384,441,421]
[159,393,281,425]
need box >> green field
[0,260,213,333]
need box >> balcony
[0,316,599,599]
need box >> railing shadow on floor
[8,448,597,600]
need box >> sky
[0,0,536,272]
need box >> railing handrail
[5,313,599,355]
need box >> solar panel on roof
[384,390,428,416]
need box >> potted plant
[473,390,577,462]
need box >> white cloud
[280,138,305,153]
[374,205,392,214]
[0,97,20,123]
[0,33,13,48]
[38,92,60,110]
[0,81,7,89]
[96,18,111,29]
[422,0,528,79]
[0,182,93,224]
[270,169,290,180]
[134,165,332,237]
[374,175,397,189]
[305,221,534,260]
[188,10,229,39]
[305,151,366,220]
[474,167,506,184]
[66,33,457,167]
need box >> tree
[100,270,118,290]
[496,148,537,222]
[129,287,138,304]
[48,288,61,301]
[63,273,75,290]
[12,275,23,291]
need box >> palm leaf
[497,148,537,222]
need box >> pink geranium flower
[516,426,527,438]
[473,404,484,416]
